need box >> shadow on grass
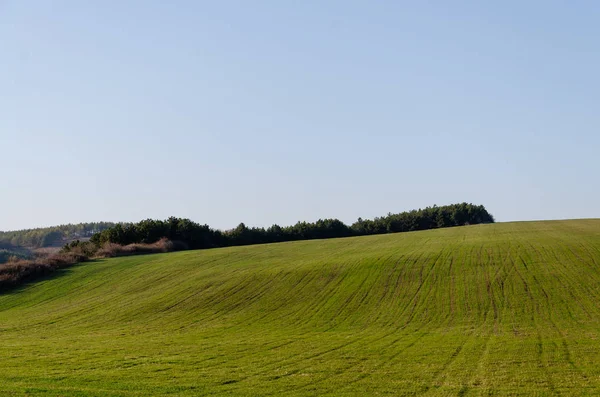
[0,259,102,297]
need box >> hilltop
[1,220,600,395]
[1,203,493,287]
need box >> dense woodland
[0,223,116,264]
[0,222,116,249]
[86,203,494,250]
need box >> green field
[2,220,600,396]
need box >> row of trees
[89,203,494,250]
[0,222,116,249]
[351,203,494,235]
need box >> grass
[1,219,600,396]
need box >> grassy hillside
[1,220,600,396]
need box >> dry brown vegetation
[0,252,88,289]
[96,238,184,257]
[0,238,182,290]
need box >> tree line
[88,203,494,250]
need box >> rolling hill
[1,220,600,396]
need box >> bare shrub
[0,252,87,290]
[96,238,181,258]
[95,243,122,258]
[1,238,182,291]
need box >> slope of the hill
[1,220,600,396]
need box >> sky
[1,1,599,231]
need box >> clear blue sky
[1,1,599,231]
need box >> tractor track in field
[531,241,597,321]
[420,334,471,395]
[292,248,455,394]
[463,327,495,395]
[518,252,592,389]
[269,315,441,395]
[199,253,419,384]
[510,249,561,395]
[399,248,449,325]
[422,252,502,396]
[285,332,432,394]
[535,330,560,396]
[210,244,451,394]
[254,244,444,394]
